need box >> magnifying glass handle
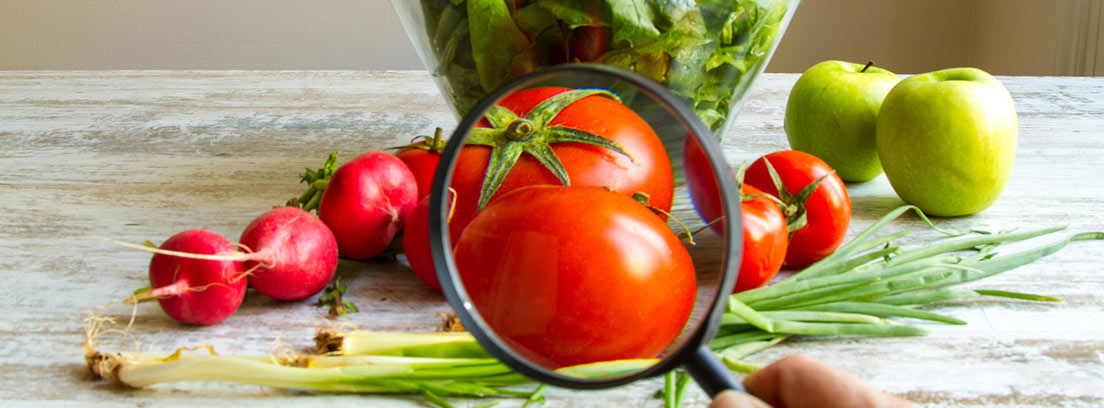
[685,345,747,397]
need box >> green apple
[875,67,1017,217]
[785,60,901,182]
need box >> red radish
[144,229,247,325]
[109,207,339,324]
[319,152,418,259]
[239,207,338,301]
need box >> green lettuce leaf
[536,0,604,27]
[606,0,662,46]
[467,0,532,91]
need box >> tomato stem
[633,192,697,246]
[390,127,449,152]
[505,120,535,141]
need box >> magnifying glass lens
[430,65,741,388]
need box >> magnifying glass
[427,64,744,396]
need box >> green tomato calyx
[757,157,835,235]
[468,88,635,210]
[735,162,786,206]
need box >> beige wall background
[1,0,1101,75]
[772,0,1100,76]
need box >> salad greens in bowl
[390,0,799,138]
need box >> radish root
[83,235,261,263]
[123,277,249,305]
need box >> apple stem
[861,61,875,73]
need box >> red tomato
[394,128,446,201]
[402,194,460,293]
[448,87,673,236]
[453,185,695,368]
[734,184,789,292]
[683,137,788,292]
[744,150,851,268]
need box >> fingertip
[710,390,773,408]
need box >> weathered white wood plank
[1,71,1102,407]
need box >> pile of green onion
[83,205,1101,408]
[655,205,1100,407]
[712,205,1096,370]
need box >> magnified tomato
[453,185,695,368]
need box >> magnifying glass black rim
[428,63,743,390]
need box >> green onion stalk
[316,327,658,380]
[84,324,535,404]
[83,319,653,407]
[655,205,1101,407]
[711,206,1094,370]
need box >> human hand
[709,354,915,408]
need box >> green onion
[717,335,788,363]
[521,384,548,408]
[86,351,528,393]
[712,205,1099,360]
[660,371,694,408]
[655,206,1102,408]
[784,205,968,282]
[83,205,1100,407]
[794,302,967,325]
[663,370,676,408]
[84,320,648,405]
[316,329,490,358]
[720,356,763,374]
[709,330,782,350]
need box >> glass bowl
[389,0,800,139]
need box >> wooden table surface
[2,71,1102,407]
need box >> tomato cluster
[308,86,852,369]
[393,88,693,368]
[745,151,852,269]
[685,137,852,291]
